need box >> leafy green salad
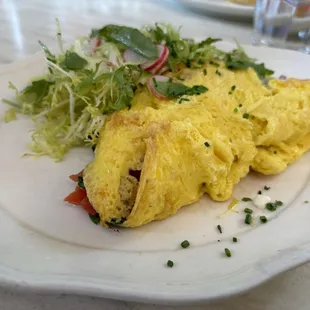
[2,21,273,160]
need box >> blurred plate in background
[177,0,310,32]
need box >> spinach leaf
[38,40,56,63]
[154,81,208,99]
[61,52,88,71]
[89,214,100,225]
[96,25,158,59]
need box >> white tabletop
[1,0,310,309]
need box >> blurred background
[2,0,310,64]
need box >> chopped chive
[215,69,222,76]
[231,85,236,91]
[305,200,309,203]
[245,214,252,225]
[77,176,86,190]
[243,113,250,119]
[209,60,219,67]
[264,186,270,190]
[266,202,277,211]
[167,260,174,267]
[180,240,190,248]
[217,224,222,234]
[232,237,238,242]
[260,216,268,223]
[179,98,190,104]
[203,68,207,76]
[204,141,210,147]
[176,76,185,81]
[89,214,100,225]
[198,59,205,65]
[242,197,252,202]
[258,190,262,195]
[224,248,232,257]
[275,200,283,206]
[239,104,243,107]
[186,59,191,68]
[233,107,238,113]
[244,208,253,214]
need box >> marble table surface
[1,0,310,309]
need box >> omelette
[78,63,310,228]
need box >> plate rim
[1,42,310,305]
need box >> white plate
[1,42,310,305]
[178,0,310,32]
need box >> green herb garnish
[154,81,208,99]
[305,200,309,203]
[95,25,158,59]
[209,60,219,67]
[231,85,236,91]
[264,186,270,190]
[215,69,222,76]
[204,141,210,147]
[260,216,268,223]
[225,45,274,79]
[180,240,190,248]
[89,214,100,225]
[77,176,86,190]
[245,214,252,225]
[233,107,238,112]
[224,248,232,257]
[243,113,250,119]
[178,98,190,104]
[167,260,174,267]
[203,69,207,76]
[242,197,252,202]
[61,52,88,71]
[233,237,238,242]
[266,202,277,211]
[275,200,283,206]
[217,224,222,233]
[244,208,253,214]
[4,108,17,123]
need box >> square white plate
[0,42,310,305]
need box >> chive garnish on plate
[244,208,253,214]
[245,214,252,225]
[180,240,190,248]
[260,216,268,223]
[217,224,222,233]
[224,248,232,257]
[242,197,252,202]
[167,260,174,267]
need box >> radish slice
[147,75,170,100]
[141,45,169,74]
[123,48,148,64]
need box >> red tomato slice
[69,170,84,182]
[64,186,86,205]
[80,197,97,215]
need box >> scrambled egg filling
[83,63,310,227]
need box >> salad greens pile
[2,21,273,161]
